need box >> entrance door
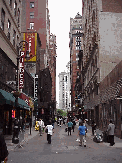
[95,105,99,127]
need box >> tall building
[49,33,57,116]
[21,0,50,70]
[69,13,83,114]
[58,69,71,112]
[81,0,122,137]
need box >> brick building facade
[69,13,83,113]
[81,0,122,138]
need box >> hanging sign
[34,74,38,99]
[19,51,25,89]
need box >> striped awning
[84,78,122,110]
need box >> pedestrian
[0,132,9,163]
[67,119,73,136]
[83,119,87,137]
[45,121,53,144]
[38,119,44,136]
[107,119,115,146]
[63,117,65,125]
[78,122,87,147]
[59,116,62,127]
[72,118,76,132]
[92,120,96,136]
[52,117,55,129]
[79,118,82,126]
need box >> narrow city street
[7,123,122,163]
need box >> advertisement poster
[23,32,37,62]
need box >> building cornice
[0,27,18,57]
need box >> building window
[13,30,16,47]
[14,1,17,16]
[17,8,20,27]
[16,35,19,52]
[30,12,34,18]
[7,19,11,40]
[30,22,34,29]
[1,8,5,31]
[30,2,34,8]
[9,0,12,8]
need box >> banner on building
[19,51,25,89]
[23,32,37,62]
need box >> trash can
[103,131,108,142]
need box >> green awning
[18,98,30,110]
[0,89,30,110]
[0,89,15,105]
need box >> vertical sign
[19,51,25,89]
[34,74,38,99]
[23,33,37,62]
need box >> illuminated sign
[23,33,37,62]
[12,110,15,118]
[19,51,25,89]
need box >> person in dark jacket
[0,133,9,162]
[72,118,76,132]
[92,120,96,136]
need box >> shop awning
[0,89,15,105]
[0,89,30,110]
[18,98,30,110]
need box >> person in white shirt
[59,117,62,127]
[46,121,53,144]
[38,119,45,136]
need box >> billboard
[23,32,37,62]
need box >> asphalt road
[7,123,122,163]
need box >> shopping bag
[45,128,48,133]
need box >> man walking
[107,119,115,146]
[67,119,73,136]
[59,116,62,127]
[78,122,87,147]
[45,121,53,144]
[72,118,76,132]
[38,119,44,136]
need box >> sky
[48,0,82,107]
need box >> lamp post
[15,40,30,125]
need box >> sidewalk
[5,127,39,151]
[86,123,122,148]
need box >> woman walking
[45,121,53,144]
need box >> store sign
[34,74,38,99]
[19,51,25,89]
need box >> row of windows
[1,8,20,49]
[76,46,81,50]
